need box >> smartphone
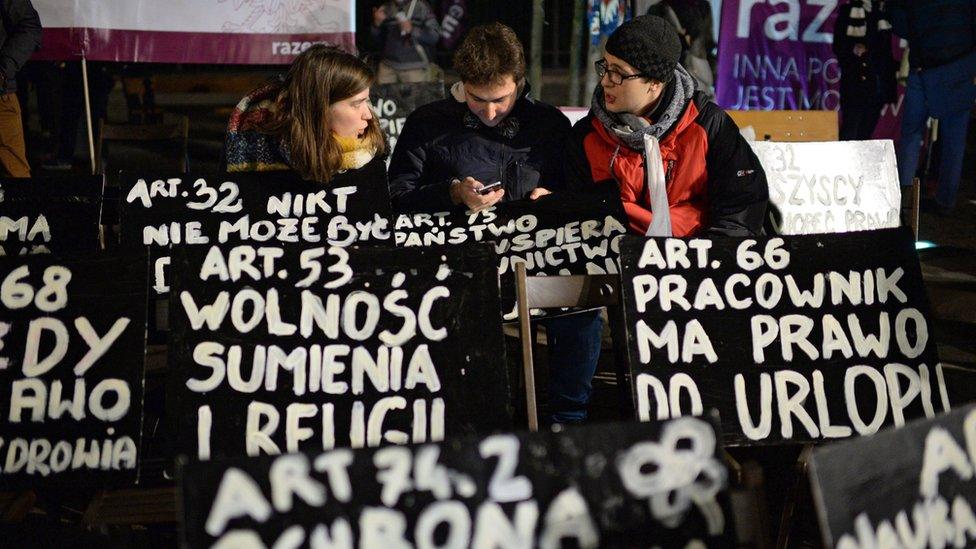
[477,181,503,195]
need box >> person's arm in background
[388,111,453,213]
[370,2,389,48]
[411,1,442,48]
[0,0,41,92]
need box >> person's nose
[600,72,614,88]
[485,103,497,120]
[363,106,373,120]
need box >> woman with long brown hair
[225,44,386,182]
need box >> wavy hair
[259,45,385,182]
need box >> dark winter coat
[833,2,899,107]
[387,84,571,213]
[0,0,41,93]
[887,0,976,70]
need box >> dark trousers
[839,99,883,141]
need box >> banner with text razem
[716,0,841,111]
[31,0,355,63]
[715,0,907,139]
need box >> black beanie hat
[604,15,681,83]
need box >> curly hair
[453,23,526,86]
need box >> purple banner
[716,0,841,111]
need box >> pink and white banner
[31,0,355,64]
[716,0,905,139]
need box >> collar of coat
[450,80,532,139]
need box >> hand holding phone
[477,181,503,195]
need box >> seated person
[388,23,603,424]
[567,15,768,237]
[225,45,386,182]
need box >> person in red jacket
[567,15,768,237]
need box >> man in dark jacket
[567,15,767,237]
[388,23,603,424]
[370,0,441,84]
[888,0,976,214]
[0,0,41,177]
[833,0,898,140]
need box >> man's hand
[398,18,413,34]
[528,187,551,200]
[372,6,387,27]
[854,43,868,57]
[450,177,505,212]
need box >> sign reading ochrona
[168,243,511,461]
[0,253,148,487]
[810,403,976,549]
[396,190,628,318]
[0,175,103,256]
[119,165,391,295]
[371,82,445,156]
[752,140,901,235]
[180,417,735,548]
[618,228,974,446]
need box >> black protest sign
[180,417,735,548]
[0,175,102,256]
[395,189,628,319]
[810,403,976,548]
[618,228,969,446]
[0,252,148,488]
[371,82,445,155]
[168,242,511,461]
[118,162,392,295]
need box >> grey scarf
[589,66,697,237]
[590,65,696,150]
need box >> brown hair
[259,44,385,183]
[453,23,526,86]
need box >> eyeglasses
[594,59,646,85]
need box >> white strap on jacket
[643,134,672,237]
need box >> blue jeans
[542,309,604,423]
[897,71,973,209]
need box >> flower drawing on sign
[217,0,341,33]
[616,417,727,535]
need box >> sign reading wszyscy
[753,140,901,235]
[618,228,976,446]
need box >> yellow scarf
[334,135,376,171]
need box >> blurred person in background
[0,0,40,177]
[370,0,441,84]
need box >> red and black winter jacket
[566,90,768,237]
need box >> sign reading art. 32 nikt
[0,252,148,488]
[167,242,512,461]
[119,162,392,296]
[180,417,736,548]
[618,228,976,446]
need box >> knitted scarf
[225,80,291,173]
[334,135,378,171]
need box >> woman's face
[329,88,373,138]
